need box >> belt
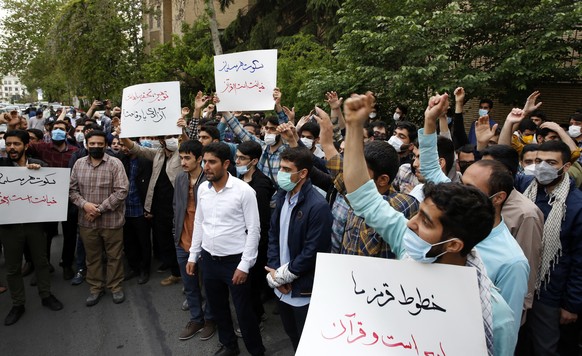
[202,249,242,262]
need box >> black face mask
[374,133,387,141]
[88,147,105,159]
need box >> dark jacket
[173,170,206,247]
[245,169,276,242]
[121,154,153,208]
[516,175,582,312]
[267,179,332,298]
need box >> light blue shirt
[347,179,516,355]
[274,191,310,307]
[476,220,529,339]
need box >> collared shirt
[125,157,143,218]
[326,154,419,257]
[29,141,78,168]
[185,118,200,140]
[69,153,129,229]
[189,173,260,273]
[274,192,310,307]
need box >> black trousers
[123,215,152,273]
[277,300,309,351]
[150,208,179,276]
[201,249,265,356]
[44,204,77,268]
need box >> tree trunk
[205,0,223,55]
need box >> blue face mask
[277,170,301,192]
[140,140,152,148]
[236,163,250,176]
[51,129,66,141]
[403,228,457,263]
[478,109,489,117]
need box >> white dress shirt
[189,173,260,273]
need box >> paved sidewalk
[0,235,294,356]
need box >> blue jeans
[176,245,211,323]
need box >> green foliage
[303,0,582,121]
[142,20,215,105]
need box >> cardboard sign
[0,167,70,224]
[297,253,487,356]
[120,81,182,138]
[214,49,277,111]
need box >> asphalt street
[0,235,295,356]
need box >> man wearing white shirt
[186,142,265,356]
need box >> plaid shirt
[69,153,129,229]
[391,163,420,193]
[327,154,420,257]
[28,142,78,168]
[125,158,143,217]
[225,112,288,184]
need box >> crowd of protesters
[1,87,582,356]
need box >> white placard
[120,81,182,138]
[0,167,70,224]
[297,253,487,356]
[214,49,277,111]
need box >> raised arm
[185,91,208,139]
[499,109,524,147]
[475,115,498,152]
[452,87,469,146]
[325,91,346,139]
[419,93,452,184]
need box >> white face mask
[75,132,85,143]
[164,137,179,152]
[300,137,314,149]
[478,109,489,117]
[264,133,277,146]
[568,125,581,138]
[387,135,404,152]
[523,164,536,176]
[369,112,377,119]
[151,140,162,149]
[0,139,5,152]
[393,113,401,121]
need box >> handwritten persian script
[120,81,181,138]
[296,254,487,355]
[0,167,70,224]
[213,49,277,111]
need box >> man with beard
[515,139,582,355]
[69,130,129,306]
[186,142,265,356]
[0,130,64,326]
[27,120,79,280]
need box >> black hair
[395,121,418,142]
[243,122,260,132]
[481,144,520,177]
[518,117,537,133]
[437,136,455,174]
[423,182,494,256]
[529,109,547,122]
[26,128,44,141]
[280,147,313,175]
[179,139,203,158]
[457,144,475,155]
[537,140,571,165]
[570,113,582,123]
[202,142,231,164]
[199,125,220,141]
[4,129,30,145]
[83,123,101,133]
[84,130,107,142]
[471,160,514,202]
[396,104,409,115]
[238,140,263,160]
[364,140,399,183]
[364,124,374,139]
[298,122,320,138]
[371,121,387,130]
[266,116,279,127]
[479,99,494,109]
[521,144,539,160]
